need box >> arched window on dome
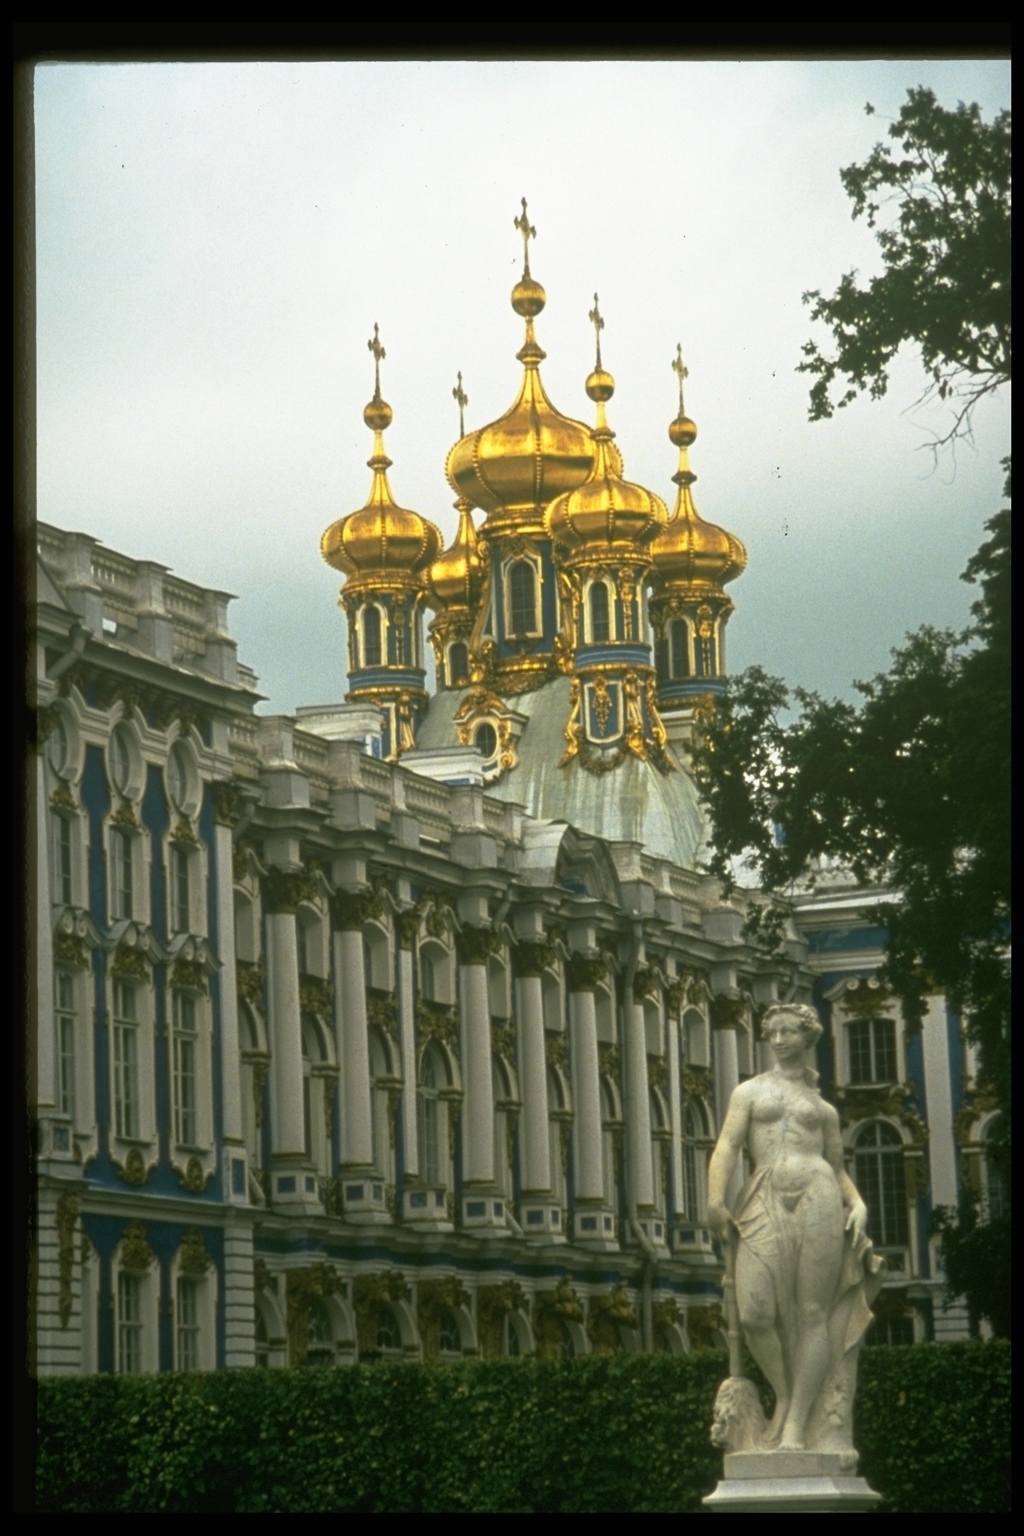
[589,581,611,643]
[361,605,383,668]
[447,641,469,688]
[670,620,691,679]
[853,1121,908,1249]
[508,561,537,636]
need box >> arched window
[670,620,690,679]
[306,1300,335,1368]
[171,991,198,1147]
[548,1068,567,1207]
[589,582,610,642]
[448,642,469,688]
[681,1101,703,1221]
[418,1046,443,1185]
[439,1309,462,1355]
[421,950,436,1002]
[116,1271,144,1375]
[375,1305,402,1352]
[509,561,537,635]
[854,1121,908,1248]
[848,1017,897,1085]
[362,606,383,668]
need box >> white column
[213,819,243,1146]
[397,936,418,1179]
[458,947,494,1186]
[515,971,551,1194]
[569,987,603,1202]
[222,1213,256,1368]
[35,751,55,1110]
[265,910,305,1157]
[625,1001,654,1210]
[667,1010,684,1219]
[333,925,375,1170]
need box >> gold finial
[364,323,392,435]
[514,197,537,276]
[368,323,386,393]
[589,294,605,371]
[672,343,688,416]
[453,371,468,438]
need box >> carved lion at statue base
[710,1375,768,1452]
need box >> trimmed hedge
[35,1342,1009,1513]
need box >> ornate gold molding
[120,1221,155,1273]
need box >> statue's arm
[706,1085,751,1238]
[823,1104,868,1239]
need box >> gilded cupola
[649,346,746,709]
[320,325,441,761]
[546,297,668,565]
[444,201,597,538]
[649,346,746,593]
[321,325,442,589]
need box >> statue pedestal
[703,1451,882,1513]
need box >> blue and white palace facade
[31,222,998,1376]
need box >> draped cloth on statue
[733,1163,886,1453]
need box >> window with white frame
[681,1100,705,1221]
[853,1121,908,1248]
[588,580,611,643]
[54,811,75,907]
[117,1270,144,1375]
[55,969,76,1122]
[171,991,199,1147]
[170,842,192,935]
[418,1045,445,1186]
[507,559,539,636]
[848,1016,898,1085]
[111,826,135,921]
[112,979,141,1139]
[176,1276,201,1371]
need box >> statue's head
[710,1375,768,1452]
[761,1001,822,1062]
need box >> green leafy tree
[692,88,1010,1335]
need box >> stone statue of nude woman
[706,1002,884,1457]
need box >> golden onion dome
[650,412,747,588]
[427,497,484,613]
[321,325,442,583]
[445,200,599,521]
[650,346,746,589]
[546,299,668,560]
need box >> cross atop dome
[514,197,537,276]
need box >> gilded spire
[585,292,615,422]
[546,300,666,562]
[510,198,546,368]
[452,371,468,439]
[672,342,688,417]
[514,197,536,277]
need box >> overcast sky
[34,58,1010,714]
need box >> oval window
[46,715,69,777]
[166,741,191,812]
[109,725,133,795]
[474,722,498,760]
